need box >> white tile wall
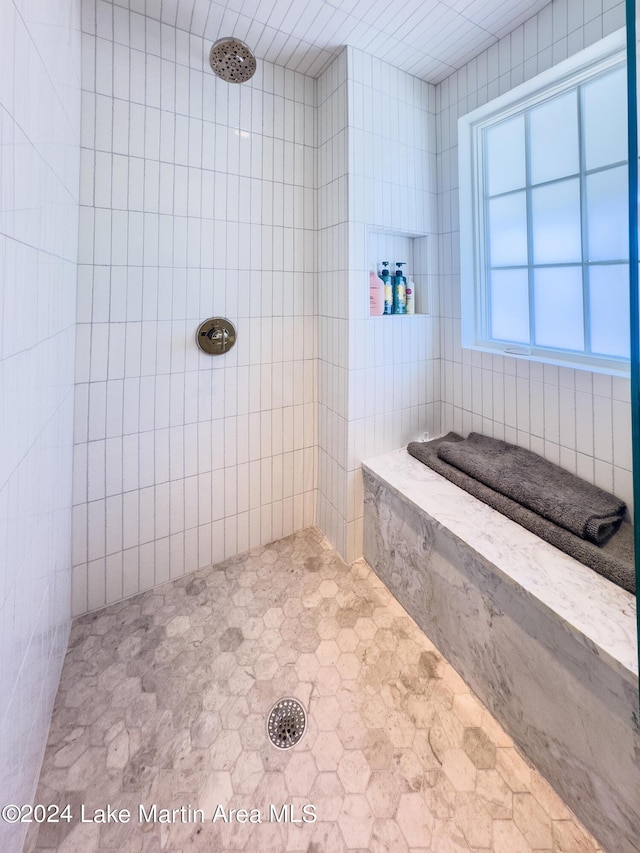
[316,47,440,563]
[316,48,350,559]
[345,48,439,561]
[74,0,317,615]
[0,0,81,847]
[110,0,552,83]
[436,0,634,516]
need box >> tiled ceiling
[130,0,551,81]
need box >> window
[459,31,629,375]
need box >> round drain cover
[267,697,306,749]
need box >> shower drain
[267,698,306,749]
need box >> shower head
[209,37,257,83]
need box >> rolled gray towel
[436,432,626,546]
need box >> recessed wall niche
[367,228,431,317]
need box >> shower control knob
[196,318,237,355]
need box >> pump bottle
[380,262,393,314]
[393,262,407,315]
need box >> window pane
[589,265,630,357]
[534,267,584,350]
[490,269,530,343]
[485,115,526,195]
[531,178,582,264]
[529,92,579,184]
[586,165,628,261]
[488,192,528,266]
[582,66,627,170]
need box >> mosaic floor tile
[25,528,603,852]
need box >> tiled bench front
[362,448,639,853]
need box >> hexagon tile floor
[25,527,603,853]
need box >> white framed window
[458,30,629,375]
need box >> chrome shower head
[209,37,257,83]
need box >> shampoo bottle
[406,276,415,314]
[369,265,383,316]
[393,262,407,314]
[380,262,393,314]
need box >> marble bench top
[363,447,639,681]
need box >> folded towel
[407,434,635,595]
[436,432,626,545]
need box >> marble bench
[362,448,639,853]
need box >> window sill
[462,341,630,377]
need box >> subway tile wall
[345,48,439,561]
[74,0,317,615]
[317,47,440,564]
[316,49,350,559]
[0,0,81,847]
[436,0,634,516]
